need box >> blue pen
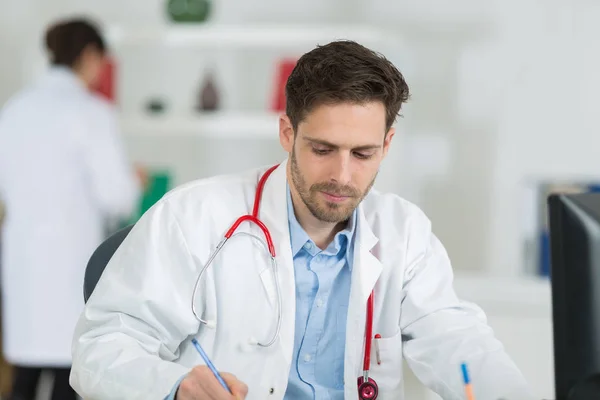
[191,338,232,393]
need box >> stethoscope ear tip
[238,337,258,353]
[205,320,216,329]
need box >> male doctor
[70,40,534,400]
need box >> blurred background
[1,0,600,398]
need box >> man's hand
[175,366,248,400]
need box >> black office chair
[83,224,134,303]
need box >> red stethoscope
[191,164,379,399]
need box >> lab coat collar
[353,202,382,299]
[342,202,383,395]
[43,66,87,92]
[255,160,295,366]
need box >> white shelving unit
[107,23,395,49]
[110,23,403,139]
[120,111,280,139]
[107,22,410,192]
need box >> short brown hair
[285,40,410,133]
[45,18,106,68]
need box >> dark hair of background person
[285,40,410,134]
[44,18,106,68]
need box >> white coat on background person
[0,19,141,371]
[70,40,535,400]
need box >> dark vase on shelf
[197,72,219,112]
[167,0,211,23]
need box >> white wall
[367,0,600,279]
[0,1,37,102]
[489,0,600,277]
[360,1,500,275]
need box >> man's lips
[321,191,351,202]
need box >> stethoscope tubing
[191,230,282,347]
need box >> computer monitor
[548,192,600,399]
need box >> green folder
[122,170,172,228]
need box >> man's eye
[313,148,331,155]
[354,152,373,160]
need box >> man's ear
[382,127,395,158]
[279,115,294,153]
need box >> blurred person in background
[0,17,143,400]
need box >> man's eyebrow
[303,136,382,151]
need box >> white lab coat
[0,67,140,366]
[70,161,534,400]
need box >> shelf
[106,24,393,49]
[120,112,280,139]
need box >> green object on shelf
[167,0,211,23]
[122,170,172,227]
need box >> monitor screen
[548,192,600,399]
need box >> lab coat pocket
[368,329,404,399]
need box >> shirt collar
[286,183,356,263]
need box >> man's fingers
[221,372,248,399]
[177,371,210,400]
[177,366,234,400]
[175,367,248,400]
[197,368,234,399]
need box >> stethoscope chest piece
[357,376,378,400]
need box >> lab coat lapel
[254,159,296,364]
[345,204,383,393]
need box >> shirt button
[303,354,312,362]
[304,242,313,251]
[315,298,324,307]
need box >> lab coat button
[269,388,275,394]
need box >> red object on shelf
[271,58,297,112]
[92,57,116,102]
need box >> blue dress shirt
[283,185,355,399]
